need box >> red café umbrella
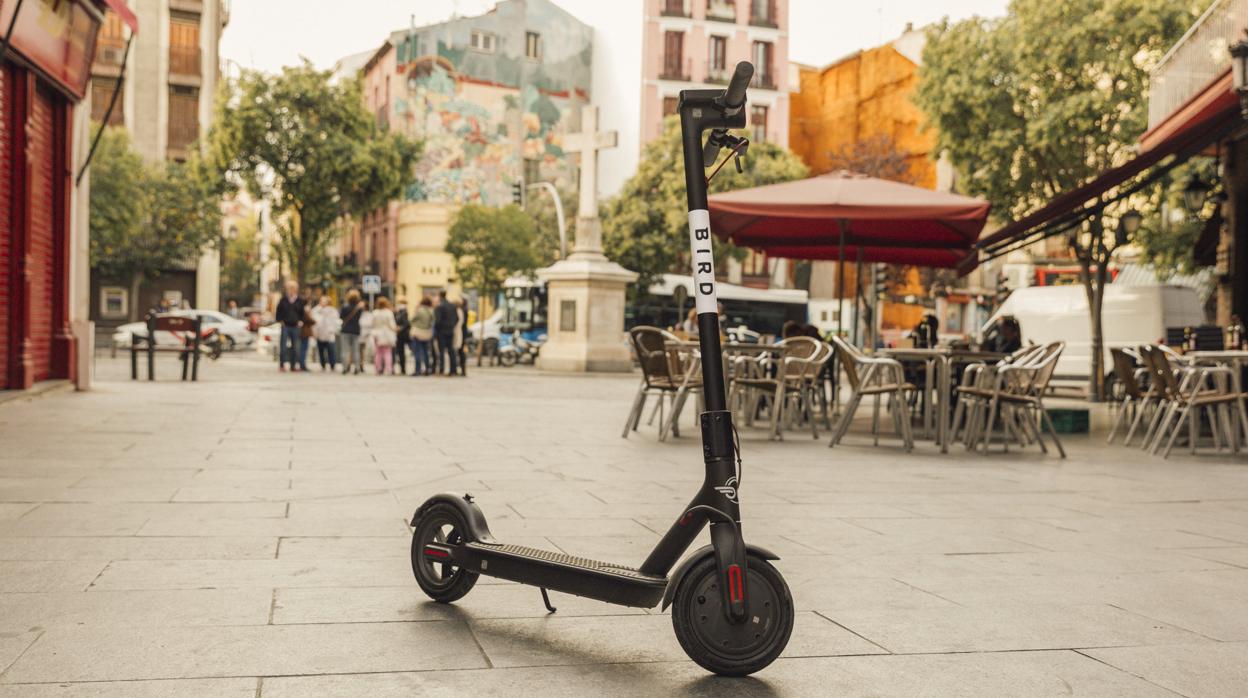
[707,171,991,270]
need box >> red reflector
[727,564,744,602]
[424,547,449,558]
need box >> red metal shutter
[27,82,56,382]
[0,64,9,388]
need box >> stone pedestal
[537,218,637,372]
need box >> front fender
[410,493,497,544]
[660,543,779,610]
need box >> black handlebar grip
[722,61,754,114]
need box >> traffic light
[511,182,525,207]
[873,264,888,299]
[995,271,1010,304]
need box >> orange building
[789,25,935,189]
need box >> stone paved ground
[1,352,1247,696]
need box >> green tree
[208,62,421,287]
[602,116,808,294]
[219,215,261,305]
[914,0,1201,400]
[89,128,222,320]
[446,204,542,362]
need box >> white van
[982,284,1205,385]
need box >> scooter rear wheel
[671,554,793,676]
[410,503,479,603]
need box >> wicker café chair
[728,336,822,441]
[828,336,915,450]
[622,326,684,439]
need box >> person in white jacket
[370,297,399,375]
[311,296,341,371]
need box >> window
[752,41,774,88]
[100,287,128,319]
[708,35,728,76]
[750,0,777,27]
[525,31,542,60]
[95,11,127,65]
[168,11,200,76]
[662,96,679,117]
[743,249,768,277]
[90,76,124,125]
[750,104,768,143]
[470,30,496,53]
[662,31,686,80]
[168,85,200,156]
[661,0,689,17]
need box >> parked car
[981,284,1204,387]
[112,309,255,351]
[256,322,282,357]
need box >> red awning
[100,0,138,34]
[707,171,991,270]
[975,72,1239,258]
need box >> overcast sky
[220,0,1010,73]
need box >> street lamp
[1115,209,1142,247]
[1231,38,1248,118]
[1183,175,1211,213]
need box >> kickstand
[540,587,557,614]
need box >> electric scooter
[409,61,794,676]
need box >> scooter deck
[461,541,667,608]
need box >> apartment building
[641,0,789,148]
[88,0,229,330]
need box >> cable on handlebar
[705,137,749,185]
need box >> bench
[130,313,203,381]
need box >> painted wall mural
[371,0,593,207]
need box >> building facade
[341,0,593,301]
[1,0,119,391]
[641,0,789,148]
[788,25,932,186]
[88,0,228,334]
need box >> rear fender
[660,543,779,610]
[410,493,497,544]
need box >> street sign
[362,275,382,295]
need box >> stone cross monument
[537,106,638,372]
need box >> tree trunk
[1090,259,1108,402]
[129,273,143,322]
[476,266,488,367]
[1077,248,1097,401]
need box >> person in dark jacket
[339,289,366,374]
[393,297,411,376]
[433,290,459,376]
[457,297,469,376]
[274,280,306,372]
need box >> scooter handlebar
[722,61,754,115]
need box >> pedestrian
[339,289,366,375]
[312,295,340,370]
[457,297,470,376]
[298,295,315,371]
[275,280,305,372]
[409,296,434,376]
[394,297,411,375]
[226,299,240,318]
[371,297,398,375]
[433,290,459,376]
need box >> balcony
[1147,0,1247,130]
[660,56,692,82]
[749,0,778,28]
[751,71,777,90]
[94,38,127,67]
[706,1,736,23]
[660,0,690,18]
[169,45,202,77]
[706,65,731,85]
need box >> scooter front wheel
[671,554,794,676]
[410,503,479,603]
